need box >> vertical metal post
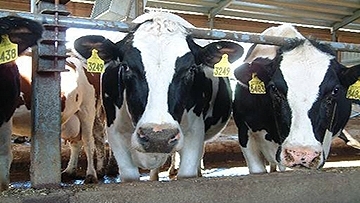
[30,0,68,189]
[331,29,341,61]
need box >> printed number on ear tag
[213,54,230,77]
[0,34,18,65]
[346,79,360,100]
[249,73,266,94]
[87,49,105,73]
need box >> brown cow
[13,52,107,183]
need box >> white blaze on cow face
[130,13,194,153]
[279,40,335,168]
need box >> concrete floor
[1,167,360,203]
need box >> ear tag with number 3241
[0,34,18,65]
[249,73,266,94]
[346,79,360,100]
[213,54,230,77]
[87,49,105,73]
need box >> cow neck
[82,64,101,101]
[65,60,101,102]
[18,74,31,109]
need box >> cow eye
[269,84,277,92]
[332,86,339,96]
[121,63,130,72]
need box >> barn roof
[82,0,360,33]
[143,0,360,32]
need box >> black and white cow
[74,12,244,181]
[233,24,360,173]
[0,16,43,191]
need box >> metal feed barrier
[1,0,360,189]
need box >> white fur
[241,129,285,173]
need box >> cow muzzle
[136,124,180,153]
[278,146,323,169]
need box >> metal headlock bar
[1,9,360,52]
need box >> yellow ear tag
[213,54,231,77]
[86,49,105,73]
[0,34,18,65]
[346,79,360,100]
[248,73,266,94]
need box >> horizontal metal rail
[1,9,360,52]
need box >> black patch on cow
[309,59,352,143]
[120,47,148,124]
[168,52,198,122]
[204,77,232,132]
[189,71,212,117]
[102,62,122,127]
[0,62,20,126]
[265,133,272,142]
[233,57,287,147]
[0,16,42,126]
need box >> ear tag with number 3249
[213,54,230,77]
[249,73,266,94]
[87,49,105,73]
[346,79,360,100]
[0,34,18,65]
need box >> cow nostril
[169,133,180,144]
[139,135,149,143]
[137,128,149,143]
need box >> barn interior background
[1,0,360,202]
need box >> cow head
[235,38,360,170]
[74,12,243,155]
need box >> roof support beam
[208,0,234,19]
[332,9,360,32]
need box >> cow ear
[74,35,119,62]
[234,57,274,85]
[0,16,43,54]
[187,36,244,66]
[339,63,360,87]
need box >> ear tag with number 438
[249,73,266,94]
[213,54,231,77]
[87,49,105,73]
[0,34,18,65]
[346,79,360,100]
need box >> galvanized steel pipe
[0,9,360,52]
